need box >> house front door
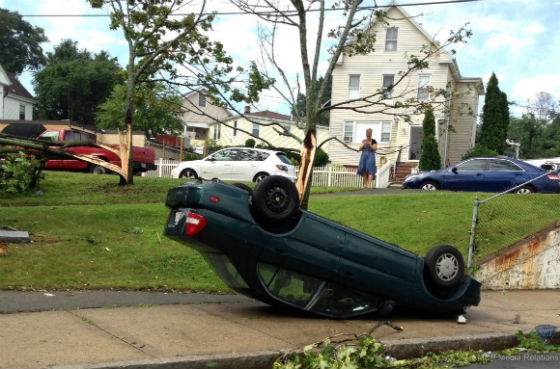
[408,126,422,160]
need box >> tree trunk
[296,129,316,210]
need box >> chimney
[244,105,251,114]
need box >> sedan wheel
[254,173,268,182]
[424,245,464,289]
[515,185,535,194]
[180,169,198,179]
[420,180,439,191]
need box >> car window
[276,153,292,165]
[237,149,258,161]
[258,263,322,308]
[310,284,380,316]
[456,159,487,171]
[204,254,248,290]
[257,151,270,161]
[64,131,82,142]
[211,149,239,161]
[40,131,59,142]
[488,160,523,171]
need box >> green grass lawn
[1,171,558,292]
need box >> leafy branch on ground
[274,328,559,369]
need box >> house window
[343,121,354,143]
[417,74,431,102]
[382,75,394,99]
[19,104,25,120]
[198,93,206,107]
[385,28,398,51]
[381,121,392,143]
[213,124,221,140]
[344,121,392,144]
[252,123,260,137]
[348,75,360,99]
[233,121,238,136]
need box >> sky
[1,0,559,117]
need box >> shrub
[462,144,499,160]
[419,108,442,171]
[245,138,256,148]
[182,152,202,161]
[0,152,42,195]
[313,148,329,167]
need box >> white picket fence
[142,158,392,188]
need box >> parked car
[403,157,560,193]
[164,176,481,318]
[170,147,296,182]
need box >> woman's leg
[367,173,374,188]
[362,172,368,188]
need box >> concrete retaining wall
[474,225,560,290]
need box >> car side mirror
[451,167,458,174]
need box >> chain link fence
[468,171,560,267]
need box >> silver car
[171,147,297,182]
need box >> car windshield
[257,262,379,316]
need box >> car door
[486,159,525,192]
[38,131,63,169]
[199,149,239,180]
[232,149,260,181]
[443,159,489,191]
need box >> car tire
[90,164,108,175]
[419,180,439,191]
[179,169,198,179]
[424,245,464,289]
[252,175,299,224]
[233,183,253,195]
[514,185,535,194]
[253,172,269,183]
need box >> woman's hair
[366,128,372,134]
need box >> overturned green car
[165,176,480,318]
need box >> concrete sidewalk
[1,290,559,369]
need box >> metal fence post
[467,196,479,268]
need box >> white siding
[210,117,330,153]
[328,6,480,168]
[3,96,33,120]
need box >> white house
[209,106,330,154]
[0,64,35,120]
[328,4,484,176]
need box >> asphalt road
[0,290,250,313]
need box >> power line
[19,0,480,18]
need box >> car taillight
[547,173,560,181]
[186,212,207,237]
[276,164,288,171]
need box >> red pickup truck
[38,129,156,174]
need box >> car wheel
[252,175,299,224]
[233,183,253,195]
[90,164,108,175]
[420,180,439,191]
[253,172,269,183]
[424,245,464,289]
[515,185,535,194]
[180,169,198,179]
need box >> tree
[33,40,123,126]
[88,0,266,185]
[292,76,331,125]
[419,107,441,171]
[223,1,471,208]
[0,8,48,74]
[96,83,184,138]
[479,73,509,154]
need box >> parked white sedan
[171,147,297,182]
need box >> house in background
[180,88,232,151]
[328,4,484,179]
[0,64,35,120]
[209,106,330,155]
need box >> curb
[42,330,560,369]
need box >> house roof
[246,110,298,122]
[5,72,35,101]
